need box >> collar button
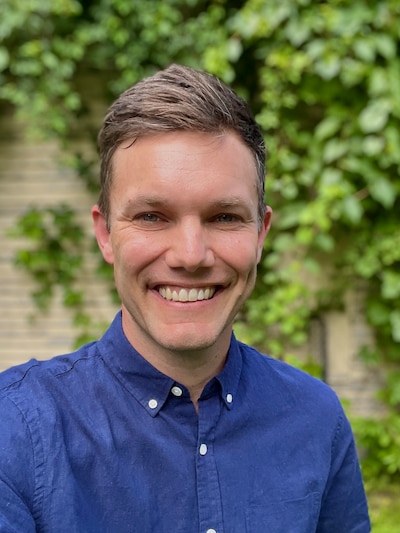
[171,386,183,397]
[148,399,158,409]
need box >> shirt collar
[212,333,242,410]
[98,312,243,416]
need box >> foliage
[1,0,400,480]
[9,205,85,311]
[353,414,400,483]
[367,483,400,532]
[8,204,109,347]
[0,0,84,136]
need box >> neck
[157,348,227,411]
[121,313,230,411]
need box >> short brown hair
[98,64,266,226]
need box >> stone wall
[321,290,384,416]
[0,117,117,372]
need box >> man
[0,64,370,531]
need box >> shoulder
[0,311,125,397]
[0,348,100,520]
[0,341,102,476]
[0,341,99,406]
[237,341,342,416]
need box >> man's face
[93,131,271,360]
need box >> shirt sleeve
[317,411,371,533]
[0,394,37,532]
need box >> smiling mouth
[158,286,217,302]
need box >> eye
[137,213,162,222]
[214,213,241,223]
[130,212,169,229]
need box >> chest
[38,394,327,532]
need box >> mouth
[158,286,218,303]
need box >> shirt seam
[330,412,361,517]
[3,392,45,524]
[0,361,41,392]
[53,353,99,377]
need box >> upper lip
[150,282,224,290]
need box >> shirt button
[171,386,183,397]
[199,443,208,456]
[226,393,233,403]
[148,399,158,409]
[206,529,217,533]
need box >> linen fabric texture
[0,312,370,532]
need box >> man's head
[98,64,266,227]
[93,65,272,364]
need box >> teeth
[159,287,216,302]
[188,289,197,301]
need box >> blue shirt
[0,313,370,532]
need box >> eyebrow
[209,198,246,208]
[126,195,249,209]
[127,195,169,207]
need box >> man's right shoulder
[0,340,99,397]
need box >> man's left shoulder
[238,341,341,411]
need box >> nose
[165,219,215,271]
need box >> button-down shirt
[0,312,370,532]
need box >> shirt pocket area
[245,491,320,533]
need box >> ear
[257,206,272,263]
[92,204,115,265]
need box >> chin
[161,338,215,354]
[156,330,219,354]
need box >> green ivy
[2,0,400,483]
[353,414,400,483]
[9,205,85,312]
[8,204,108,347]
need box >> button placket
[199,443,208,456]
[196,393,224,533]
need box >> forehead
[112,131,258,187]
[109,132,261,219]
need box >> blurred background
[0,0,399,527]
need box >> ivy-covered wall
[0,115,118,372]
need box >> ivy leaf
[323,139,347,163]
[369,67,389,96]
[315,54,341,80]
[369,178,396,209]
[353,37,376,63]
[374,34,396,60]
[315,116,342,141]
[285,17,311,47]
[0,46,9,70]
[362,135,385,156]
[390,311,400,343]
[341,195,363,225]
[359,100,391,133]
[272,233,295,252]
[382,271,400,299]
[275,202,306,229]
[314,233,335,252]
[367,300,390,326]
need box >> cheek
[221,238,260,276]
[113,232,165,271]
